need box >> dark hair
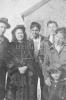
[12,25,27,42]
[47,20,58,27]
[55,27,66,38]
[30,22,41,31]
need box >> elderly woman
[6,25,36,100]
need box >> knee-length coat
[6,39,36,100]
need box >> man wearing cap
[30,22,44,100]
[0,18,10,100]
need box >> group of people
[0,17,66,100]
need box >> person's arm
[42,42,51,86]
[6,42,15,69]
[4,39,10,72]
[39,38,49,66]
[42,52,50,80]
[39,40,45,64]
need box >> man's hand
[18,66,27,74]
[45,77,51,86]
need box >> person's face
[31,26,40,38]
[51,71,61,80]
[0,22,6,36]
[15,29,24,41]
[47,23,57,35]
[54,32,64,46]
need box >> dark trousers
[6,73,28,100]
[5,85,16,100]
[40,75,46,100]
[38,66,46,100]
[35,61,46,100]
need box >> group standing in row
[0,17,66,100]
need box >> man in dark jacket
[30,22,44,100]
[39,20,58,100]
[0,18,10,100]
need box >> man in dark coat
[0,18,10,100]
[40,20,58,100]
[30,22,44,100]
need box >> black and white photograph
[0,0,66,100]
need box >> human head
[48,68,61,80]
[30,22,41,39]
[12,25,27,42]
[0,18,10,36]
[51,70,61,80]
[54,27,66,46]
[47,20,58,36]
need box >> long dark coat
[6,39,37,100]
[0,36,9,100]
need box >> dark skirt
[16,74,28,100]
[6,66,38,100]
[6,70,28,100]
